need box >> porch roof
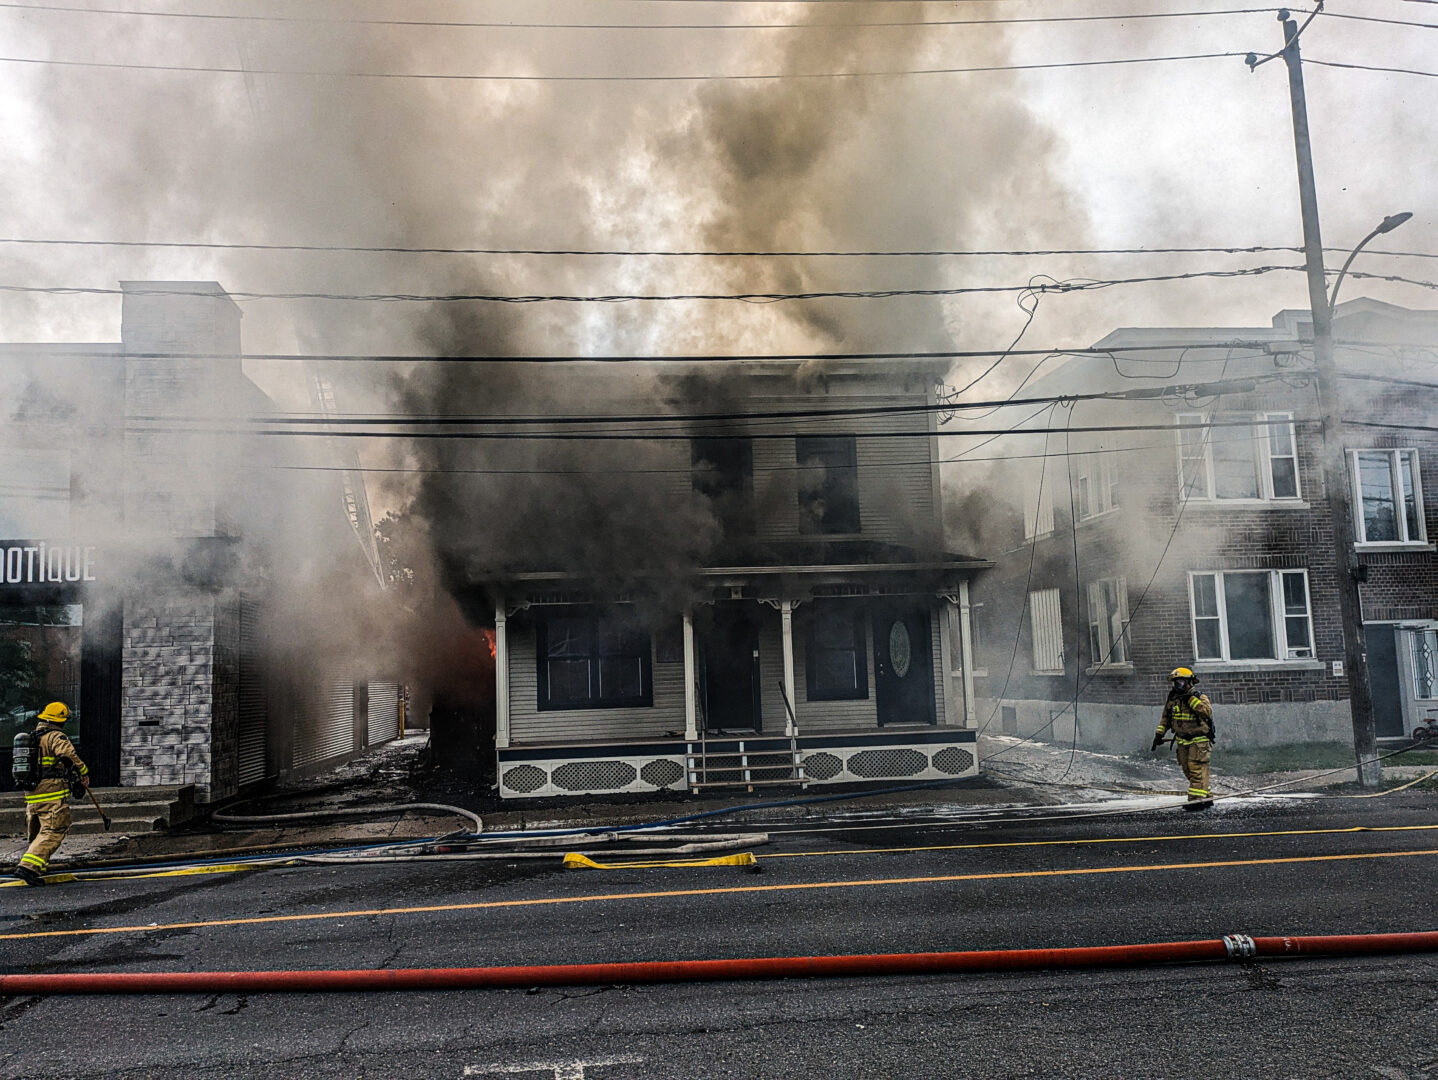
[466,539,990,586]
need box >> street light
[1328,212,1413,317]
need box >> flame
[481,628,496,660]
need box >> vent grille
[848,748,928,779]
[640,758,684,788]
[931,746,975,775]
[502,765,548,794]
[803,752,843,781]
[552,760,637,792]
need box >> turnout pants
[21,794,72,875]
[1175,740,1212,800]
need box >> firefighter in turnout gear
[1152,668,1215,807]
[12,702,88,886]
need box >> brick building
[968,298,1438,752]
[1,282,400,802]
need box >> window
[1022,466,1055,538]
[796,436,860,534]
[692,437,754,537]
[1351,449,1425,545]
[1176,413,1301,501]
[1188,570,1314,662]
[537,608,652,710]
[806,604,868,700]
[1029,588,1064,674]
[1075,454,1120,521]
[1087,578,1131,666]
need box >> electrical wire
[0,2,1292,30]
[2,236,1432,260]
[0,266,1307,305]
[0,50,1249,82]
[1305,57,1438,79]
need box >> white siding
[507,622,685,743]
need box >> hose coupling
[1222,934,1257,960]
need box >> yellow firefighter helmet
[37,702,69,724]
[1169,667,1196,682]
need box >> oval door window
[888,620,912,679]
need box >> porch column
[780,599,797,736]
[938,596,959,727]
[494,604,510,749]
[682,609,698,740]
[958,580,978,726]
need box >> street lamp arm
[1328,212,1414,318]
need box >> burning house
[412,356,989,799]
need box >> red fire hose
[1,931,1435,994]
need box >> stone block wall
[119,591,240,802]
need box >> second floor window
[692,437,755,536]
[1177,412,1300,502]
[1189,569,1313,662]
[1075,454,1120,521]
[796,435,860,535]
[1351,448,1425,545]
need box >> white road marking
[464,1054,643,1079]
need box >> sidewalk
[4,733,1433,872]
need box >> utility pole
[1275,11,1380,786]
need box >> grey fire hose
[211,801,484,834]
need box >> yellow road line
[3,847,1436,943]
[757,823,1438,860]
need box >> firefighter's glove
[1150,734,1165,752]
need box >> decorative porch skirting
[496,728,979,799]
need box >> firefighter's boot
[11,864,45,886]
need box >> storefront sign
[1,542,96,585]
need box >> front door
[700,607,761,733]
[874,603,935,727]
[1396,624,1438,738]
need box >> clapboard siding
[931,607,946,724]
[751,400,938,545]
[507,622,685,743]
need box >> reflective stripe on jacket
[1157,692,1213,741]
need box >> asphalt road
[1,792,1436,1079]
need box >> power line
[130,374,1302,429]
[1305,57,1438,78]
[0,266,1309,305]
[0,2,1292,28]
[0,50,1247,82]
[127,418,1324,441]
[4,236,1431,261]
[1317,8,1438,29]
[3,342,1276,364]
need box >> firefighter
[12,702,88,886]
[1152,667,1215,808]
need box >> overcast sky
[0,0,1431,401]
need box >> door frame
[872,601,937,728]
[699,605,763,734]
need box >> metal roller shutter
[237,598,268,786]
[367,682,399,745]
[293,673,355,768]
